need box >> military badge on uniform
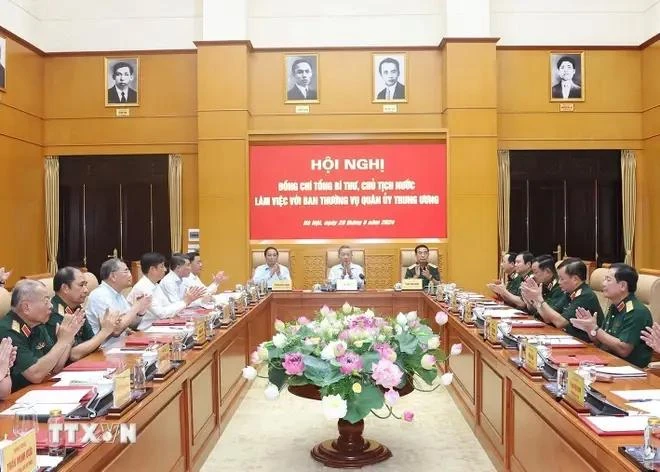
[21,324,31,337]
[35,342,46,350]
[11,320,20,333]
[626,300,634,313]
[57,305,65,316]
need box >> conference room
[1,1,660,471]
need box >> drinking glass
[13,405,38,438]
[578,361,596,389]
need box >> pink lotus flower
[371,359,403,389]
[338,330,350,341]
[435,311,449,326]
[338,352,363,375]
[282,352,305,376]
[297,316,311,325]
[384,388,400,406]
[373,343,397,362]
[450,343,463,356]
[421,354,436,370]
[403,410,415,422]
[250,350,262,365]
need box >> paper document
[15,388,90,405]
[51,370,115,385]
[584,415,650,433]
[595,366,646,377]
[144,326,188,334]
[0,403,81,416]
[613,390,660,401]
[626,401,660,416]
[37,455,64,468]
[483,309,526,318]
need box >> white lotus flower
[242,366,257,380]
[441,372,454,386]
[321,394,348,420]
[435,311,449,326]
[272,333,287,348]
[450,343,463,356]
[264,383,280,400]
[427,336,440,349]
[342,302,352,314]
[406,311,418,322]
[396,313,408,326]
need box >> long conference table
[0,290,655,471]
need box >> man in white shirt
[376,57,405,101]
[252,247,291,289]
[551,56,582,100]
[182,251,226,297]
[159,254,196,304]
[86,258,151,348]
[328,245,365,289]
[128,252,206,330]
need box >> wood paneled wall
[0,37,45,286]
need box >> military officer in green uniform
[571,263,653,368]
[528,257,603,342]
[501,253,520,295]
[0,280,84,392]
[48,267,119,362]
[488,251,534,310]
[404,244,440,289]
[521,255,568,319]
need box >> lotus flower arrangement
[243,302,459,424]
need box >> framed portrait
[105,57,140,107]
[549,52,584,102]
[284,54,319,104]
[373,53,407,103]
[0,36,6,92]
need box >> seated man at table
[524,258,602,342]
[0,280,84,391]
[48,267,120,361]
[520,255,567,319]
[252,246,291,289]
[570,264,653,368]
[159,253,195,304]
[128,252,206,330]
[86,258,152,348]
[0,337,17,399]
[183,251,227,298]
[487,251,533,310]
[404,244,440,289]
[328,245,364,289]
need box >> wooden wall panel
[0,37,45,284]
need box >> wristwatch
[590,326,599,337]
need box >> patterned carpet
[201,376,495,471]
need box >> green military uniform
[506,272,522,296]
[0,311,55,392]
[560,283,604,342]
[404,263,440,289]
[529,278,568,320]
[601,294,653,368]
[46,294,94,347]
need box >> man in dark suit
[107,61,138,104]
[551,56,581,100]
[287,58,317,101]
[376,57,405,100]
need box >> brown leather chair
[400,248,440,281]
[83,271,99,292]
[591,267,660,323]
[0,287,11,318]
[326,249,365,279]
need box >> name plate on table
[157,343,172,374]
[567,370,586,407]
[336,279,358,291]
[525,343,539,371]
[272,279,292,291]
[194,319,206,344]
[113,368,132,407]
[401,279,423,290]
[1,429,36,472]
[486,319,499,343]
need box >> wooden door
[58,156,171,277]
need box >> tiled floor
[201,377,496,471]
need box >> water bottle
[47,409,65,456]
[644,416,660,460]
[172,334,184,361]
[556,363,569,396]
[132,358,147,398]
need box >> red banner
[249,143,447,239]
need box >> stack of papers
[0,388,92,416]
[580,415,649,435]
[626,401,660,416]
[515,334,585,347]
[613,389,660,401]
[595,366,647,378]
[144,325,188,334]
[482,309,526,318]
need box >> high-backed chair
[590,267,660,323]
[83,271,99,292]
[251,250,291,276]
[326,249,365,279]
[399,248,440,281]
[0,287,11,318]
[21,272,55,297]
